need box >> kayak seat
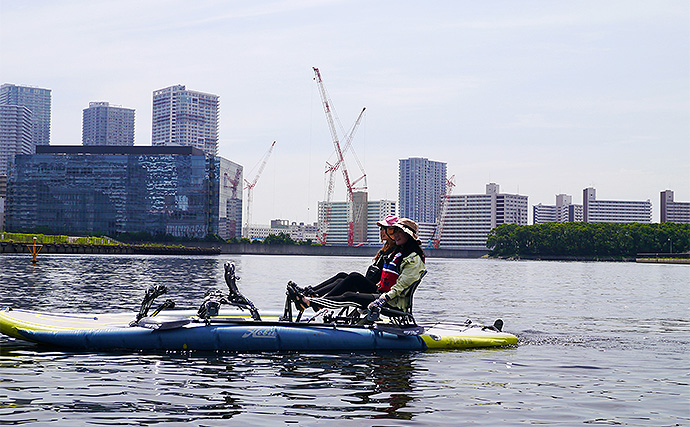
[279,270,427,326]
[310,270,427,326]
[380,270,427,327]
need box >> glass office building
[5,146,242,239]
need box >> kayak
[0,262,518,352]
[0,307,518,352]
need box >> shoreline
[0,240,489,258]
[0,241,220,256]
[3,240,686,263]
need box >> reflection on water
[0,254,688,425]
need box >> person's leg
[310,272,348,296]
[327,291,378,308]
[324,272,377,297]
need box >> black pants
[326,291,379,308]
[316,272,379,308]
[321,272,377,297]
[311,272,348,296]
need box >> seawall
[0,241,220,256]
[0,240,488,258]
[177,242,489,258]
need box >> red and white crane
[313,67,367,246]
[223,168,242,199]
[243,140,276,238]
[432,175,456,249]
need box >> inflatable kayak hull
[0,307,518,352]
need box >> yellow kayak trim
[421,333,518,349]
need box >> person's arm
[381,253,424,301]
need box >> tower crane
[224,168,242,199]
[243,140,276,239]
[313,67,367,246]
[431,175,456,249]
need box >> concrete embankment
[176,242,489,258]
[0,240,488,258]
[0,241,220,256]
[636,253,690,264]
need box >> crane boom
[432,175,456,249]
[313,67,367,246]
[243,140,276,239]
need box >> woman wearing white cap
[291,217,426,313]
[287,215,399,302]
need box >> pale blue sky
[1,1,688,224]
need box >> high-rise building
[660,190,690,223]
[0,194,4,231]
[317,197,396,246]
[398,157,447,224]
[0,84,51,146]
[82,102,135,146]
[366,199,397,245]
[533,203,557,224]
[6,146,242,239]
[151,85,219,156]
[583,187,651,223]
[437,183,528,249]
[533,194,583,224]
[0,105,33,175]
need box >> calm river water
[0,254,687,426]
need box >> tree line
[486,222,689,258]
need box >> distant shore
[3,240,687,262]
[0,240,489,258]
[0,241,220,256]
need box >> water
[0,254,688,425]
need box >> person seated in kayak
[287,215,399,300]
[290,218,426,313]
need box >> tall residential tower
[398,157,447,224]
[660,190,690,223]
[151,85,219,156]
[82,102,135,146]
[0,84,51,146]
[0,105,33,175]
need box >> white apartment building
[365,199,397,245]
[439,183,528,249]
[0,104,33,175]
[533,194,583,224]
[151,85,219,156]
[661,190,690,223]
[318,198,396,246]
[533,203,557,224]
[583,188,651,223]
[244,220,318,242]
[0,84,51,146]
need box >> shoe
[288,281,315,297]
[286,285,308,311]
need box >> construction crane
[431,175,456,249]
[313,67,367,246]
[243,140,276,238]
[322,106,367,244]
[224,168,242,199]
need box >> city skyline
[1,1,687,225]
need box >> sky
[1,0,688,225]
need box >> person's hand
[368,296,386,310]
